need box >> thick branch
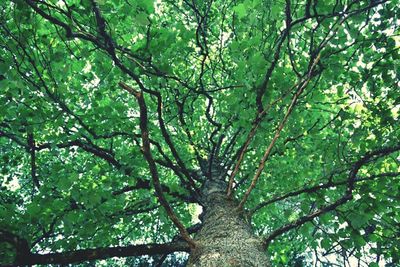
[0,230,30,263]
[7,241,189,266]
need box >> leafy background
[0,0,399,266]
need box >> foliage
[0,0,399,266]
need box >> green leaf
[233,4,247,19]
[270,4,281,19]
[138,0,154,14]
[135,13,150,26]
[321,238,331,250]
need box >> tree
[0,0,399,266]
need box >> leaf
[348,213,366,229]
[321,238,330,250]
[57,178,74,191]
[138,0,154,14]
[233,4,247,19]
[270,4,281,19]
[135,13,150,26]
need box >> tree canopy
[0,0,399,266]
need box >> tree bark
[188,179,270,266]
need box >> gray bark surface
[187,179,270,267]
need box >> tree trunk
[187,179,270,267]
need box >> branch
[36,139,122,169]
[25,0,199,193]
[0,129,29,149]
[0,230,30,264]
[226,87,292,197]
[255,1,291,112]
[263,144,400,246]
[6,241,189,266]
[151,90,200,194]
[227,0,387,198]
[24,0,101,45]
[251,172,400,215]
[119,82,196,248]
[27,132,40,189]
[238,54,321,209]
[226,111,265,197]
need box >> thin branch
[263,144,400,246]
[119,82,196,248]
[0,130,29,149]
[27,132,40,189]
[151,90,200,194]
[238,53,321,209]
[251,172,400,215]
[226,88,291,197]
[36,139,122,169]
[255,1,291,113]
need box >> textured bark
[188,179,270,267]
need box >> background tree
[0,0,399,266]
